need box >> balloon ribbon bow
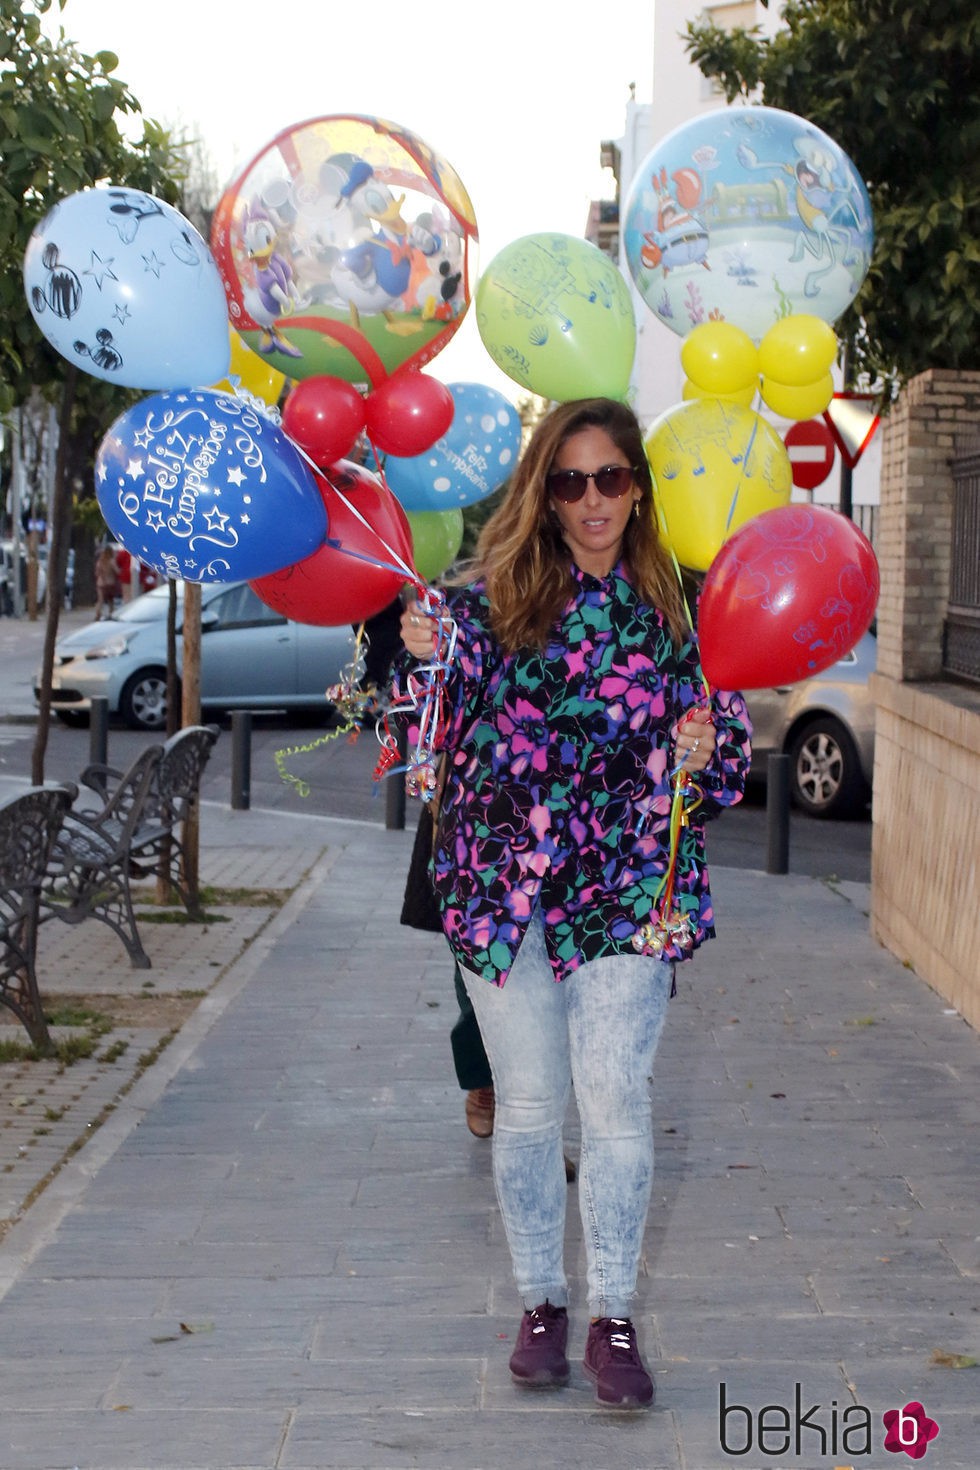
[631,722,707,959]
[373,587,456,801]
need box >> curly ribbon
[632,769,705,958]
[273,722,359,798]
[227,378,283,426]
[268,428,457,801]
[372,583,457,801]
[273,624,371,795]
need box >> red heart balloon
[698,504,879,690]
[250,458,415,625]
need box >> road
[1,709,872,885]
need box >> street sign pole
[840,458,853,520]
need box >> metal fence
[944,438,980,684]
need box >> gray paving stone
[0,816,977,1470]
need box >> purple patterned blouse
[418,562,751,987]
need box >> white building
[587,1,880,541]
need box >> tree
[0,0,186,778]
[683,0,980,390]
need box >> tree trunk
[156,579,181,905]
[31,368,77,786]
[179,582,203,916]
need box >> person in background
[113,543,133,601]
[357,595,403,724]
[399,397,750,1411]
[94,543,120,620]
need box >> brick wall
[871,369,980,1030]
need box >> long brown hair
[472,398,689,652]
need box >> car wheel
[788,716,869,819]
[54,709,90,729]
[119,668,171,731]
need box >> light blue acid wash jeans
[459,909,672,1319]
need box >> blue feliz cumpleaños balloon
[96,389,327,583]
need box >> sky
[45,0,656,403]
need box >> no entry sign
[784,418,836,490]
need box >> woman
[399,398,750,1409]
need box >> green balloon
[408,508,464,583]
[476,234,636,402]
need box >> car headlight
[84,633,134,660]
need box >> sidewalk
[1,611,978,1469]
[0,795,976,1469]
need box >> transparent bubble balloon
[623,106,873,342]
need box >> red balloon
[250,459,415,625]
[281,376,367,466]
[698,504,879,690]
[364,371,454,457]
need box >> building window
[698,2,762,97]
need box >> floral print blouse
[418,562,751,987]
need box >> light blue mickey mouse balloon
[95,388,328,583]
[24,186,231,389]
[380,381,522,510]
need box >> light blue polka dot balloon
[380,382,521,510]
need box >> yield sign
[822,391,881,470]
[784,418,836,490]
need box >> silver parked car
[744,632,876,819]
[38,581,358,731]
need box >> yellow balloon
[680,321,759,396]
[682,378,757,408]
[758,314,837,387]
[213,327,288,406]
[760,372,835,421]
[644,399,792,572]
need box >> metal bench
[43,725,220,969]
[0,785,77,1048]
[79,723,220,917]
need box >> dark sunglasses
[546,464,638,503]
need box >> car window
[206,584,287,629]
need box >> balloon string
[722,408,760,538]
[372,588,457,801]
[650,484,712,704]
[287,437,426,594]
[281,428,454,797]
[318,461,423,591]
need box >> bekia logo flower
[882,1400,940,1459]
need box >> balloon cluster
[681,314,838,422]
[22,116,518,620]
[619,105,880,689]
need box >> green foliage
[0,0,186,414]
[683,0,980,388]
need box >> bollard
[230,710,252,810]
[89,697,109,768]
[385,721,408,831]
[766,753,791,875]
